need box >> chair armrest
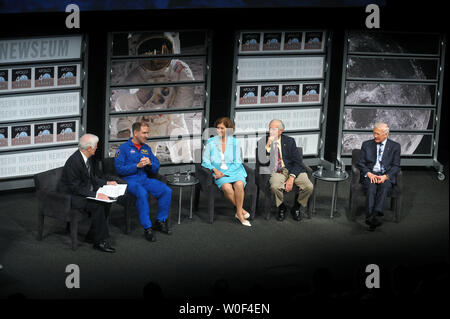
[256,173,271,190]
[195,164,213,187]
[394,170,403,191]
[243,164,255,186]
[158,174,168,184]
[116,193,135,207]
[303,164,313,179]
[148,173,167,184]
[351,165,361,184]
[37,191,72,215]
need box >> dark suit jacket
[256,134,305,176]
[358,138,401,184]
[58,150,107,209]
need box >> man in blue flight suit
[115,121,172,242]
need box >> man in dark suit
[58,134,117,253]
[358,122,401,231]
[257,119,314,221]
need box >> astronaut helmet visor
[138,38,174,56]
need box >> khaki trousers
[269,168,314,207]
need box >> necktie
[86,159,91,176]
[274,142,283,173]
[86,160,93,191]
[377,143,385,174]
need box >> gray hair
[269,119,285,130]
[374,122,389,134]
[78,134,99,150]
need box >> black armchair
[100,157,170,234]
[349,149,403,223]
[255,147,314,220]
[193,148,258,224]
[34,167,90,251]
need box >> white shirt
[220,152,228,170]
[80,150,88,165]
[373,139,387,173]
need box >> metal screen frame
[337,30,446,180]
[0,34,88,190]
[230,29,333,169]
[104,30,212,175]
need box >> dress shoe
[277,204,287,221]
[153,220,172,235]
[235,214,252,227]
[365,216,382,231]
[371,217,382,227]
[243,212,250,219]
[290,203,303,221]
[93,240,116,253]
[144,228,156,242]
[365,216,382,226]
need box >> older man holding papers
[58,134,118,253]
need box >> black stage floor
[0,168,448,312]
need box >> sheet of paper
[87,197,117,203]
[96,184,127,199]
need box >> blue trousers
[126,177,172,229]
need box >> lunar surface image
[342,32,439,155]
[344,108,434,131]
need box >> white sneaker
[235,214,252,227]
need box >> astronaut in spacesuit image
[113,32,194,164]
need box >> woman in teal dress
[201,117,251,227]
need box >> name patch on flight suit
[130,150,136,154]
